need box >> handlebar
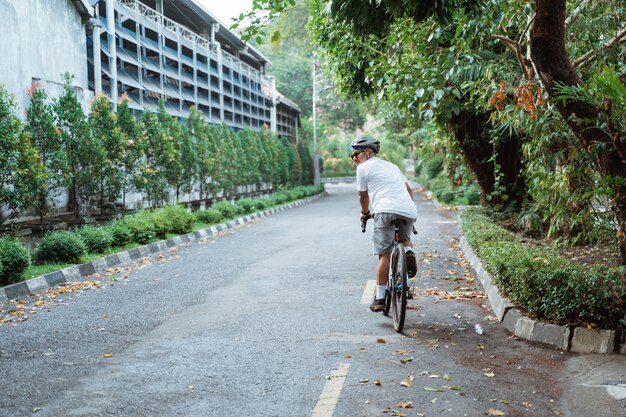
[361,217,418,235]
[361,214,372,233]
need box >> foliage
[53,73,99,216]
[108,219,133,247]
[118,212,156,244]
[89,95,124,209]
[140,108,175,206]
[212,201,244,219]
[236,198,257,214]
[35,231,86,264]
[0,237,30,286]
[195,208,223,224]
[153,205,195,235]
[462,208,626,326]
[116,96,145,206]
[0,84,45,224]
[24,83,63,220]
[76,225,114,254]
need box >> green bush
[77,225,114,254]
[0,237,30,285]
[212,201,244,219]
[195,208,223,224]
[108,220,133,246]
[254,198,268,210]
[461,208,626,326]
[154,205,195,235]
[464,184,481,205]
[236,198,256,214]
[35,231,86,264]
[120,212,156,244]
[424,156,444,179]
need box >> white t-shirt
[356,157,417,219]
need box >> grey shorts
[372,213,416,255]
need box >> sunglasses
[350,150,364,161]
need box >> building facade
[0,0,94,113]
[89,0,300,141]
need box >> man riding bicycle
[351,136,418,312]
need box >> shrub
[212,201,244,219]
[154,205,195,235]
[195,208,223,224]
[460,208,626,326]
[254,198,268,210]
[35,231,86,264]
[424,156,444,179]
[0,237,30,285]
[109,220,133,246]
[120,212,156,244]
[77,225,114,253]
[236,198,256,214]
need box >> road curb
[0,193,326,302]
[420,189,620,355]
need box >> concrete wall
[0,0,92,116]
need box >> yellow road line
[360,280,376,304]
[311,363,350,417]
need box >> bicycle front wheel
[391,245,408,332]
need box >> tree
[141,109,175,207]
[530,0,626,262]
[89,95,124,212]
[0,84,45,224]
[188,107,217,199]
[116,96,145,209]
[24,82,63,222]
[53,73,99,218]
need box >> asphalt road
[1,184,625,417]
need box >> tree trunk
[449,110,525,210]
[69,177,79,219]
[531,0,626,263]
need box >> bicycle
[362,216,417,332]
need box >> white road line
[360,280,376,304]
[311,363,350,417]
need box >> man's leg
[401,240,417,278]
[376,252,391,286]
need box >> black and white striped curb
[0,193,326,303]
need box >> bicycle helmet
[350,136,380,154]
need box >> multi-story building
[0,0,301,142]
[0,0,95,113]
[89,0,300,142]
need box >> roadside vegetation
[1,185,323,286]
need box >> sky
[197,0,254,25]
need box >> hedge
[461,207,626,327]
[1,185,325,286]
[0,237,30,286]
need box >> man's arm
[405,182,414,200]
[358,191,370,221]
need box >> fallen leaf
[487,409,505,416]
[396,401,413,408]
[400,376,414,387]
[101,315,109,319]
[424,387,446,392]
[103,353,113,357]
[377,338,386,343]
[443,374,452,381]
[344,354,352,359]
[484,372,496,378]
[374,379,382,386]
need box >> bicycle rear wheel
[382,257,394,316]
[391,245,407,332]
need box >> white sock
[376,285,386,300]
